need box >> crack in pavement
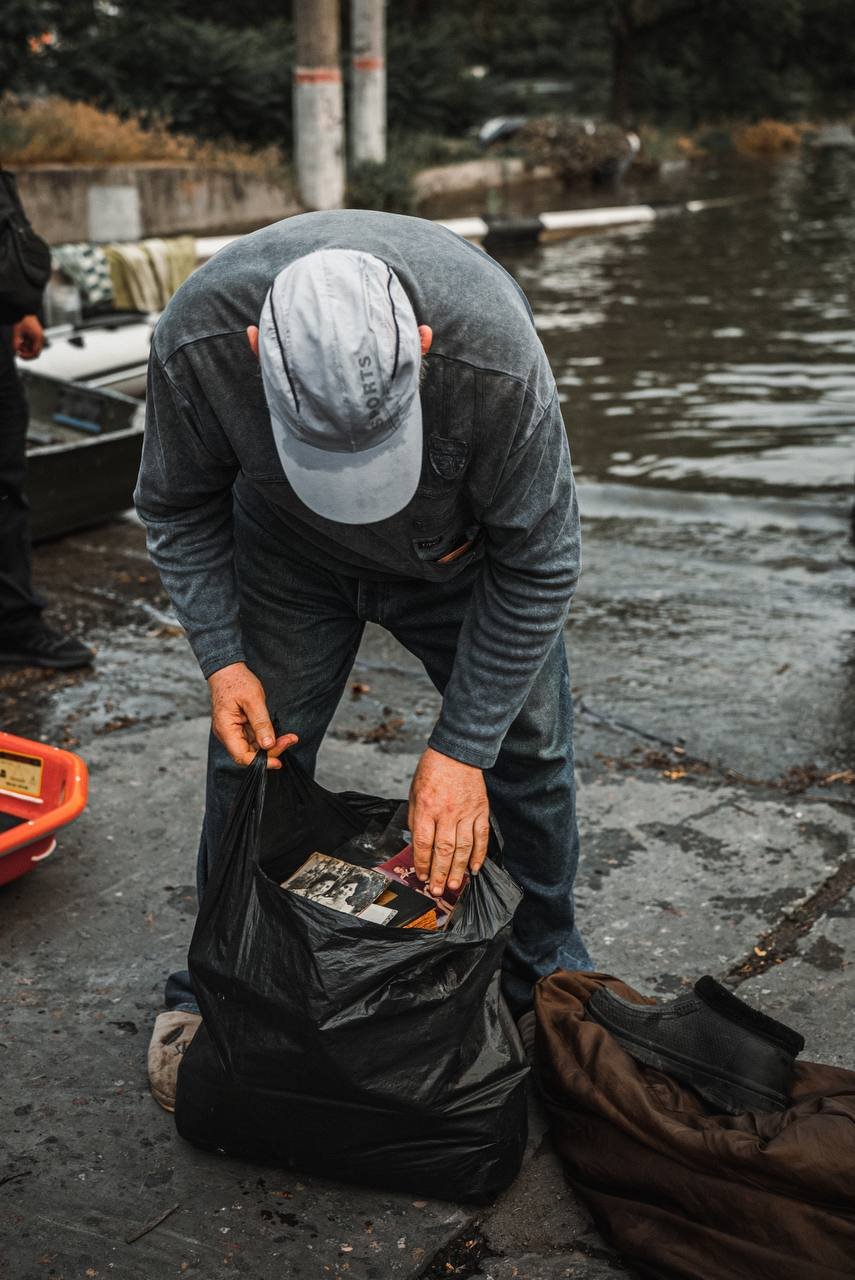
[579,697,855,800]
[722,857,855,987]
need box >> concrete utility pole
[351,0,386,165]
[293,0,345,210]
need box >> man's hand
[408,747,490,897]
[12,315,44,360]
[209,661,298,769]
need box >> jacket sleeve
[133,350,245,678]
[427,389,580,770]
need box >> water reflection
[504,149,855,500]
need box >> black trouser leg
[0,328,43,634]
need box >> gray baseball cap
[258,248,423,525]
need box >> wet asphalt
[1,489,852,1280]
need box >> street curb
[194,196,742,262]
[436,196,743,246]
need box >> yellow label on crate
[0,748,43,798]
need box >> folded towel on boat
[105,242,162,312]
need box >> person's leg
[384,571,591,1018]
[482,634,591,1015]
[165,512,364,1012]
[0,329,93,668]
[0,327,44,631]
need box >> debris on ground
[340,715,405,744]
[421,1232,495,1278]
[777,764,855,792]
[125,1202,180,1244]
[593,745,855,795]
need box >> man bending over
[134,210,591,1110]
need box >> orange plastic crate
[0,731,88,887]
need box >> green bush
[38,14,295,150]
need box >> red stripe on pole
[352,56,385,72]
[294,66,342,84]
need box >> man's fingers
[409,748,490,894]
[470,813,490,875]
[208,663,283,768]
[411,818,435,882]
[446,823,474,893]
[246,710,276,751]
[428,823,458,897]
[216,723,298,770]
[265,733,299,770]
[215,717,258,766]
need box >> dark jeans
[166,501,592,1017]
[0,328,43,633]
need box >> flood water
[492,149,855,775]
[500,149,855,518]
[13,148,854,777]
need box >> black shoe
[0,625,95,670]
[585,976,805,1114]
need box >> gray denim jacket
[134,211,580,770]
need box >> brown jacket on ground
[535,971,855,1280]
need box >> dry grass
[0,96,287,179]
[731,119,807,155]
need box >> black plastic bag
[175,752,529,1202]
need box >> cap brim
[272,394,423,526]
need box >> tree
[4,0,855,157]
[34,6,295,148]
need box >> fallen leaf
[754,946,767,957]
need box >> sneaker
[516,1008,537,1065]
[585,976,804,1114]
[0,625,94,670]
[147,1010,202,1113]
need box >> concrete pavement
[1,494,852,1280]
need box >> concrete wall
[15,163,299,245]
[412,157,554,203]
[15,157,557,247]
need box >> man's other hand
[12,315,44,360]
[208,661,298,769]
[408,747,490,897]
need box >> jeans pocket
[412,523,481,568]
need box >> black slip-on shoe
[585,976,805,1114]
[0,625,95,670]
